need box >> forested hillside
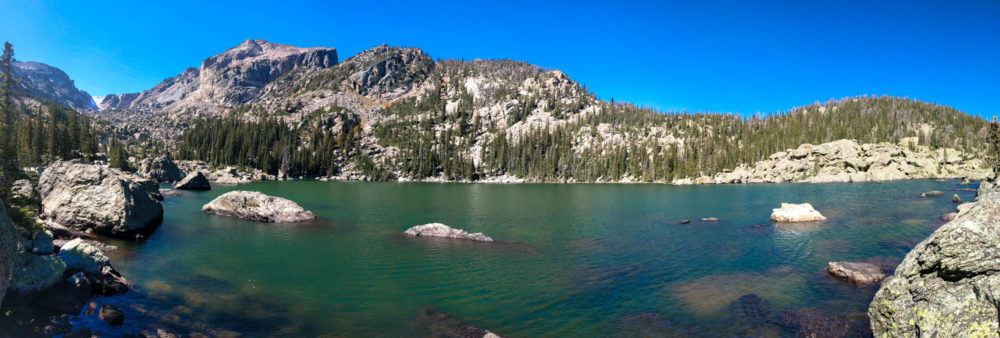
[174,49,988,182]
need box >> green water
[77,180,970,336]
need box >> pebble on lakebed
[404,223,494,242]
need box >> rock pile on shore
[679,138,988,184]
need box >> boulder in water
[700,217,719,222]
[826,261,886,285]
[202,191,315,222]
[769,203,826,223]
[38,160,163,239]
[173,171,211,191]
[921,190,945,197]
[99,304,124,326]
[952,194,962,203]
[404,223,494,242]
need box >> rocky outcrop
[0,199,21,305]
[826,261,887,285]
[214,167,252,185]
[404,223,494,242]
[174,171,211,190]
[202,191,315,222]
[770,203,826,223]
[12,61,96,110]
[700,139,988,184]
[38,161,163,238]
[869,181,1000,336]
[10,179,36,200]
[138,155,185,183]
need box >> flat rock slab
[827,261,886,285]
[404,223,494,242]
[202,191,315,223]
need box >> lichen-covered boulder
[174,171,211,190]
[202,191,315,222]
[404,223,494,242]
[38,160,164,238]
[869,186,1000,336]
[10,253,66,293]
[138,154,185,183]
[770,203,827,223]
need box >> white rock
[770,203,827,223]
[59,238,110,273]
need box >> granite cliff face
[683,138,988,184]
[98,39,337,115]
[12,61,96,110]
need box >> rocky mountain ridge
[12,61,96,111]
[97,39,337,115]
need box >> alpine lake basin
[68,179,973,336]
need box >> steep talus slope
[12,61,96,111]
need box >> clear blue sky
[1,0,997,116]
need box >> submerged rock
[38,160,163,239]
[869,183,1000,336]
[202,191,315,222]
[826,261,886,285]
[174,171,211,191]
[159,188,183,197]
[417,308,501,338]
[940,212,957,221]
[99,304,124,326]
[770,203,826,223]
[404,223,494,242]
[777,308,871,337]
[921,190,945,197]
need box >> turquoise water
[77,180,971,336]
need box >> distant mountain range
[10,39,992,182]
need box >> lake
[71,180,972,336]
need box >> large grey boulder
[174,171,211,190]
[138,155,185,183]
[869,184,1000,336]
[404,223,494,242]
[0,199,21,306]
[38,161,164,238]
[202,191,315,222]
